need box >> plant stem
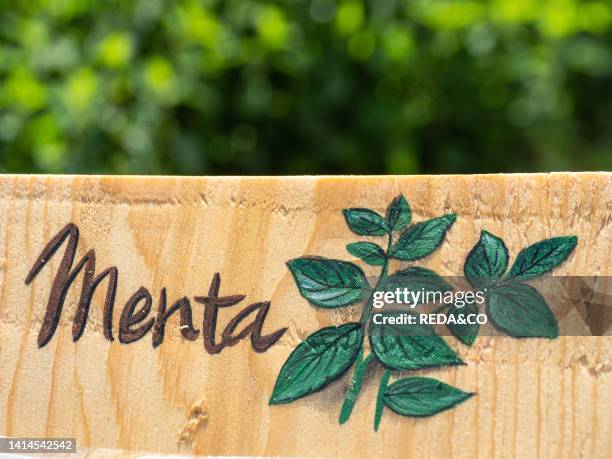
[374,369,391,431]
[359,232,393,323]
[339,352,374,424]
[342,233,393,427]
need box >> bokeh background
[1,0,611,175]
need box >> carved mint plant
[269,196,578,431]
[269,195,472,429]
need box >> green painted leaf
[346,242,386,266]
[385,195,411,231]
[380,267,453,305]
[390,266,452,292]
[270,323,364,404]
[383,377,474,417]
[369,311,463,371]
[507,236,577,282]
[389,214,456,261]
[447,302,479,346]
[486,283,558,338]
[287,257,369,308]
[342,208,388,236]
[464,230,508,288]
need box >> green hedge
[1,0,611,174]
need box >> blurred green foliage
[0,0,611,174]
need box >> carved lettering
[25,223,287,353]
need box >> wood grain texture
[0,173,610,458]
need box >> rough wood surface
[0,173,610,458]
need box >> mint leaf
[486,283,558,338]
[342,208,388,236]
[369,311,463,371]
[507,236,577,282]
[447,303,479,346]
[380,267,453,305]
[287,257,369,308]
[389,214,456,261]
[346,242,386,266]
[383,377,474,417]
[386,195,411,232]
[270,323,364,404]
[464,230,508,288]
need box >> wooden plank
[0,173,610,458]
